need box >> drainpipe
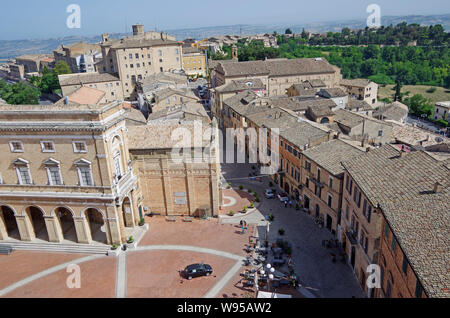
[92,132,113,245]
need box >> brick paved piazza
[0,161,364,298]
[0,218,259,298]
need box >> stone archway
[25,206,49,241]
[0,206,20,240]
[55,207,77,243]
[84,208,107,244]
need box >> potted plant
[229,210,235,216]
[278,228,285,236]
[139,218,145,226]
[249,202,255,209]
[239,185,244,190]
[242,206,248,213]
[107,244,121,256]
[253,191,257,197]
[247,188,252,193]
[127,236,134,244]
[255,196,260,203]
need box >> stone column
[185,163,196,215]
[161,159,173,215]
[106,217,123,245]
[44,216,64,243]
[15,214,35,241]
[73,217,91,244]
[0,213,7,240]
[210,173,220,217]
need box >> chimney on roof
[231,45,238,61]
[433,182,442,193]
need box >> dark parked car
[184,263,213,280]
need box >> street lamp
[265,264,276,297]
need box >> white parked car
[278,192,289,202]
[265,189,275,199]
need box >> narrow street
[219,157,365,298]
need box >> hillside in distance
[0,14,449,62]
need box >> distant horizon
[1,0,450,41]
[1,13,449,43]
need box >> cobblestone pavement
[220,161,365,298]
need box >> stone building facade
[211,58,341,96]
[127,121,221,217]
[0,102,139,246]
[98,25,183,99]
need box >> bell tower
[231,45,238,61]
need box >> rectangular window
[384,222,390,237]
[305,161,311,172]
[41,141,55,152]
[386,281,392,298]
[415,281,423,298]
[327,195,332,207]
[362,199,367,217]
[329,177,333,188]
[79,167,93,186]
[18,166,32,184]
[48,166,62,185]
[402,255,408,275]
[9,141,23,152]
[392,236,397,253]
[367,206,372,223]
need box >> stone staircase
[0,241,110,255]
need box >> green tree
[53,61,72,75]
[393,81,403,102]
[404,94,433,117]
[285,28,293,35]
[1,82,40,105]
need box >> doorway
[326,214,333,232]
[0,206,20,239]
[25,206,49,241]
[350,246,356,268]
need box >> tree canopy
[0,79,40,105]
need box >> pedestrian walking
[284,201,288,208]
[289,200,293,208]
[242,224,245,234]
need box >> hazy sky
[1,0,449,40]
